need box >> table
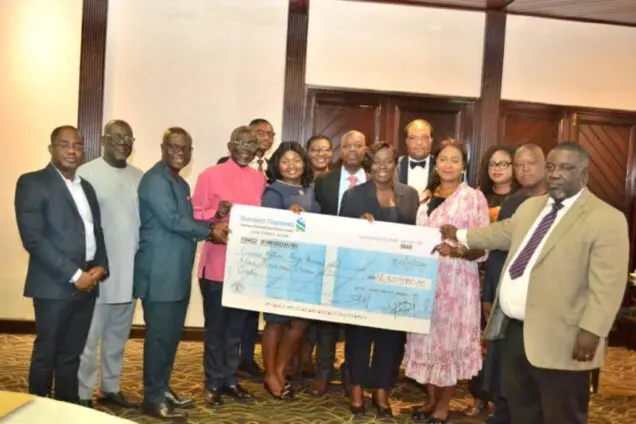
[0,391,134,423]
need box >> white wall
[502,15,636,111]
[103,0,289,326]
[306,0,486,98]
[0,0,83,320]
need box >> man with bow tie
[395,119,435,200]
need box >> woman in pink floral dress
[404,138,490,423]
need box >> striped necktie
[508,201,563,279]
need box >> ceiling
[349,0,636,26]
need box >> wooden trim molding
[468,10,506,184]
[77,0,109,161]
[281,0,310,144]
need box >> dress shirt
[407,155,431,198]
[55,168,96,283]
[337,166,367,213]
[457,190,583,320]
[249,153,270,174]
[192,158,266,282]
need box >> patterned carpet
[1,334,635,423]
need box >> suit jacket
[468,189,629,371]
[133,161,210,302]
[482,191,530,303]
[339,181,419,225]
[395,155,435,186]
[314,168,371,217]
[14,163,108,300]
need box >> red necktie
[348,175,357,189]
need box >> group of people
[14,116,629,424]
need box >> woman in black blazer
[339,142,420,419]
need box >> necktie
[508,201,564,279]
[348,175,358,189]
[257,159,264,172]
[410,160,427,169]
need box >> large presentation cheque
[222,205,440,333]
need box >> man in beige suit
[438,142,629,424]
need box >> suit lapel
[399,157,408,184]
[533,192,588,267]
[46,164,81,219]
[326,169,341,215]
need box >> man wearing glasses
[192,125,266,408]
[217,118,275,175]
[76,120,142,409]
[135,127,218,420]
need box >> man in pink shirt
[191,125,266,408]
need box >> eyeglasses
[105,134,135,145]
[53,140,84,151]
[163,143,192,154]
[488,161,511,170]
[309,147,332,154]
[256,130,275,139]
[232,139,259,149]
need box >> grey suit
[15,163,108,401]
[134,161,210,404]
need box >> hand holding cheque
[222,204,441,333]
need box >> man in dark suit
[311,130,368,396]
[134,127,219,420]
[481,144,546,424]
[395,119,435,200]
[14,125,109,403]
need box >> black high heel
[349,403,366,418]
[412,408,432,421]
[372,394,393,418]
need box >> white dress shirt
[337,166,367,213]
[457,190,583,320]
[55,168,96,283]
[249,153,270,174]
[406,155,431,199]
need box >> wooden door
[498,102,566,153]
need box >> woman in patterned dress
[404,138,490,424]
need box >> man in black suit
[395,119,435,200]
[481,143,546,424]
[14,125,109,403]
[310,130,368,396]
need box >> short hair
[478,144,519,196]
[368,141,397,162]
[230,125,253,142]
[551,141,590,168]
[103,119,132,135]
[427,137,469,192]
[404,119,433,136]
[249,118,271,127]
[266,141,314,187]
[162,127,192,144]
[340,130,366,145]
[306,134,332,150]
[50,125,80,143]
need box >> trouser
[78,301,136,399]
[141,299,188,404]
[345,325,404,389]
[239,311,260,365]
[502,319,590,424]
[200,279,248,390]
[314,321,340,380]
[29,294,96,402]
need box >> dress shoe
[222,384,253,402]
[141,401,187,421]
[205,388,223,408]
[98,391,140,409]
[164,388,195,409]
[238,360,264,378]
[372,395,393,418]
[78,399,93,408]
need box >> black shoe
[372,395,393,418]
[238,360,264,378]
[412,408,431,421]
[78,399,93,408]
[427,414,450,424]
[98,391,140,409]
[141,401,187,421]
[222,384,253,402]
[204,388,223,408]
[164,388,195,409]
[350,403,366,418]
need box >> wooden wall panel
[499,103,563,153]
[576,113,636,212]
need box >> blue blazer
[14,163,108,299]
[133,161,210,302]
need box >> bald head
[514,143,546,190]
[102,119,134,167]
[340,130,367,171]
